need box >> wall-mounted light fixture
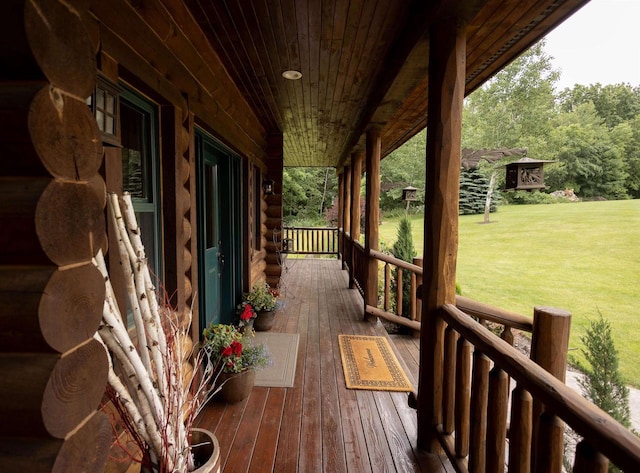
[262,177,275,195]
[86,73,121,146]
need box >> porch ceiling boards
[186,0,588,168]
[195,258,451,472]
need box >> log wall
[2,0,279,470]
[0,1,110,471]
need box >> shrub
[391,217,416,317]
[577,312,631,430]
[503,189,559,205]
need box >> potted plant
[202,323,271,403]
[94,193,222,473]
[241,282,280,331]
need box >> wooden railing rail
[365,249,533,337]
[455,295,533,332]
[434,304,640,472]
[282,226,338,255]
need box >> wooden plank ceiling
[186,0,589,168]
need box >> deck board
[195,258,451,472]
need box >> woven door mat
[338,334,413,392]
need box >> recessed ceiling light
[282,70,303,80]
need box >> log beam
[417,15,467,452]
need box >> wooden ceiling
[186,0,589,168]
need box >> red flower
[231,340,243,355]
[222,346,233,357]
[241,304,254,321]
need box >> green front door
[197,131,242,328]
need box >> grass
[378,200,640,387]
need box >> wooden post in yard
[364,128,381,320]
[417,15,467,453]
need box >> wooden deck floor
[195,258,452,472]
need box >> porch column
[364,128,381,318]
[350,152,362,242]
[417,16,467,452]
[343,164,352,272]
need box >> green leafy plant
[243,281,279,312]
[202,323,271,374]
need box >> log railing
[432,304,640,472]
[282,226,339,255]
[363,248,533,340]
[340,232,640,470]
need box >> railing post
[530,306,572,472]
[413,257,423,338]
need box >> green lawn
[378,200,640,386]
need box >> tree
[379,132,426,211]
[462,41,559,153]
[391,217,416,319]
[559,83,640,130]
[282,167,338,224]
[578,313,631,429]
[577,313,632,472]
[545,103,629,199]
[459,148,526,217]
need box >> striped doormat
[338,334,413,392]
[252,332,299,388]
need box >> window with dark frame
[120,89,162,292]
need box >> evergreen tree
[391,217,416,318]
[459,167,498,215]
[578,313,631,430]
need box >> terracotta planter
[253,309,276,331]
[218,369,255,403]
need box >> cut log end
[39,264,105,353]
[29,86,103,181]
[25,0,97,98]
[35,180,106,266]
[42,338,108,438]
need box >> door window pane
[205,164,218,249]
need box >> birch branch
[93,252,166,431]
[119,194,168,398]
[107,193,152,374]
